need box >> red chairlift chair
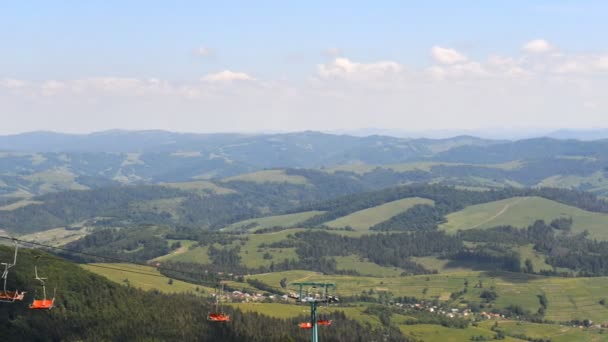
[0,241,26,303]
[29,257,55,310]
[207,284,230,322]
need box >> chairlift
[316,319,332,326]
[0,240,26,303]
[298,284,336,329]
[207,284,230,322]
[298,322,312,329]
[29,257,56,310]
[316,291,335,327]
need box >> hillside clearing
[222,211,325,232]
[222,170,309,184]
[324,197,434,231]
[82,262,213,294]
[440,196,608,240]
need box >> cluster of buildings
[396,301,506,320]
[212,290,291,303]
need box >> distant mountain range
[327,128,608,140]
[0,130,607,199]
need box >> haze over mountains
[3,128,608,152]
[1,130,608,200]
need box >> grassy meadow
[440,196,608,240]
[323,197,434,231]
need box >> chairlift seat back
[0,290,26,302]
[30,299,54,309]
[207,313,230,322]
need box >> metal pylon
[292,282,337,342]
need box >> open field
[130,197,186,218]
[410,256,476,273]
[82,262,214,294]
[222,169,309,184]
[334,255,404,277]
[230,303,384,327]
[23,168,88,193]
[514,244,553,272]
[156,244,211,264]
[440,196,608,240]
[162,180,236,195]
[239,229,304,268]
[246,270,608,322]
[324,197,434,231]
[401,324,525,342]
[151,240,199,262]
[538,171,608,195]
[325,161,523,175]
[0,199,43,211]
[227,302,604,341]
[222,211,325,232]
[478,320,608,342]
[19,227,92,246]
[154,229,304,268]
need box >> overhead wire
[0,235,488,295]
[0,235,224,288]
[0,235,404,296]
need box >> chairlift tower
[292,282,337,342]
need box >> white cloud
[0,78,28,89]
[523,39,554,53]
[194,47,214,57]
[317,57,404,80]
[431,46,468,65]
[201,70,254,82]
[553,54,608,74]
[3,41,608,134]
[427,62,488,80]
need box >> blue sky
[1,1,608,134]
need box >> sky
[1,1,608,135]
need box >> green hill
[81,262,215,294]
[223,211,325,232]
[440,196,608,240]
[324,197,434,231]
[0,246,408,342]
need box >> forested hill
[0,170,371,234]
[292,184,608,228]
[2,175,606,236]
[2,130,608,199]
[0,246,407,342]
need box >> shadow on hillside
[443,259,503,272]
[478,271,538,283]
[442,261,537,283]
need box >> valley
[3,131,608,341]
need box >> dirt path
[470,197,528,229]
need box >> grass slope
[326,161,522,175]
[162,180,236,195]
[156,244,211,264]
[0,199,43,211]
[239,229,304,268]
[222,211,325,232]
[230,303,384,327]
[248,270,608,322]
[324,197,434,231]
[440,196,608,240]
[478,320,607,342]
[155,229,304,269]
[334,255,404,277]
[222,169,309,184]
[82,262,213,294]
[401,324,524,342]
[19,227,92,247]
